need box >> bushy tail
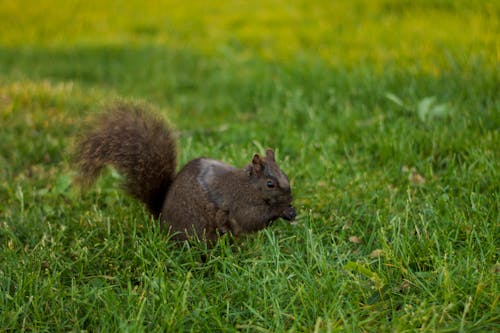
[75,102,177,218]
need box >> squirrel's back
[75,102,177,217]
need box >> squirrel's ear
[265,149,275,162]
[252,154,264,175]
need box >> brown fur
[75,102,295,243]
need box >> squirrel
[75,102,296,243]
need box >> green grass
[0,1,499,332]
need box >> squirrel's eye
[266,180,275,188]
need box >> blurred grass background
[1,0,497,71]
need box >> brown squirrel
[75,102,296,243]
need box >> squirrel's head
[249,149,296,223]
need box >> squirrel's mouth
[266,206,296,227]
[281,206,297,222]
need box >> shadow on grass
[1,43,496,115]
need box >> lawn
[0,1,498,331]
